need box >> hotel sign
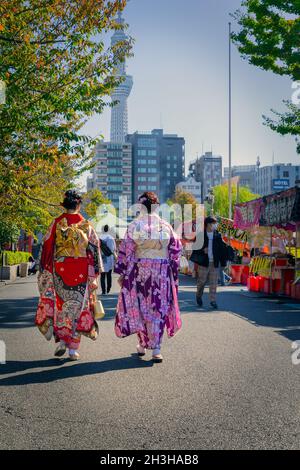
[273,179,290,191]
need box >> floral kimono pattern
[35,213,103,350]
[114,214,182,349]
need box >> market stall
[217,217,250,284]
[233,186,300,298]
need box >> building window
[283,171,289,177]
[138,138,156,148]
[138,149,147,156]
[107,185,123,192]
[108,176,123,183]
[108,168,122,175]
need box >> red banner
[234,199,262,230]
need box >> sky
[81,0,299,187]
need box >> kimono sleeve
[114,231,136,276]
[37,220,56,274]
[36,220,57,319]
[168,229,182,285]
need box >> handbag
[180,255,189,271]
[93,293,105,320]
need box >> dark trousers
[101,270,112,294]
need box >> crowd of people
[34,189,233,363]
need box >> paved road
[1,275,300,450]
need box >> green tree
[0,0,132,232]
[213,185,259,218]
[0,220,20,249]
[264,102,300,151]
[168,188,199,220]
[232,0,300,152]
[82,189,111,220]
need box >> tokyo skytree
[110,10,133,143]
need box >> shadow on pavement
[178,275,300,341]
[0,358,69,375]
[0,297,38,329]
[217,290,300,342]
[0,355,153,386]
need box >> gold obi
[55,218,90,259]
[135,239,168,260]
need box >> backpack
[100,238,113,257]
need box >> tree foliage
[213,184,259,218]
[264,101,300,152]
[232,0,300,151]
[0,154,75,233]
[82,188,111,220]
[0,0,132,232]
[168,188,199,220]
[0,220,20,249]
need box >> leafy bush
[1,251,31,266]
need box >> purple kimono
[114,214,182,349]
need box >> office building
[176,177,202,202]
[224,165,257,193]
[127,129,185,203]
[87,141,133,209]
[194,152,222,201]
[255,163,300,196]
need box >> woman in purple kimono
[114,192,182,363]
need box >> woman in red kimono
[35,190,103,360]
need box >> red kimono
[35,213,103,350]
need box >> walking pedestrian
[114,192,182,363]
[100,225,116,295]
[191,216,230,309]
[35,190,103,361]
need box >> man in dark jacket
[192,216,229,309]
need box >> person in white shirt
[99,225,116,295]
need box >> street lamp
[228,22,232,219]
